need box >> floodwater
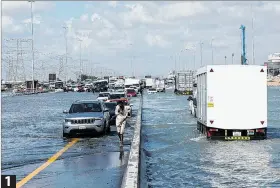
[1,92,139,187]
[141,87,280,188]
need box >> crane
[240,25,247,65]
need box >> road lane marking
[16,138,79,188]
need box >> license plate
[247,130,254,136]
[233,131,241,136]
[79,126,86,130]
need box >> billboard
[49,74,56,82]
[26,80,38,89]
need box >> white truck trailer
[175,71,195,95]
[145,78,155,89]
[156,80,165,92]
[196,65,267,140]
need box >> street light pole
[200,42,203,67]
[29,0,35,92]
[179,49,183,71]
[225,56,227,64]
[232,53,234,64]
[77,38,82,82]
[128,43,133,76]
[63,26,68,83]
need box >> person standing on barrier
[115,101,128,146]
[140,87,143,96]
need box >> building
[264,52,280,76]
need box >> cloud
[108,1,117,8]
[145,33,169,48]
[157,2,209,21]
[1,1,280,79]
[2,1,55,17]
[22,15,42,24]
[80,14,89,22]
[2,16,23,33]
[120,3,161,26]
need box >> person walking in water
[115,101,128,146]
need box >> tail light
[209,128,218,132]
[256,129,265,133]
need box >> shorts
[116,120,126,134]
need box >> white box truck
[196,65,267,140]
[175,71,195,95]
[145,78,155,89]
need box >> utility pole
[29,0,35,92]
[232,53,234,64]
[200,42,203,67]
[58,57,64,80]
[3,38,30,82]
[77,38,82,82]
[63,26,68,83]
[20,40,26,81]
[15,39,19,82]
[225,56,227,64]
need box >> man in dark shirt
[140,87,143,96]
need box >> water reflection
[119,146,124,163]
[201,140,280,187]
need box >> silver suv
[63,100,110,137]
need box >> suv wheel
[102,122,107,135]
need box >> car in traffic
[104,101,117,125]
[108,92,127,100]
[62,100,110,137]
[107,98,133,117]
[126,88,137,97]
[97,92,110,101]
[147,88,157,94]
[129,86,139,93]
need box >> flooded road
[141,87,280,188]
[1,92,139,188]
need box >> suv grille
[71,119,95,124]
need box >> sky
[2,1,280,81]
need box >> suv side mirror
[104,108,109,112]
[63,110,68,113]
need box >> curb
[121,96,143,188]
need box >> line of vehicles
[62,81,140,138]
[188,65,268,140]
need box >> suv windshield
[69,103,102,113]
[110,94,125,99]
[104,102,117,110]
[99,93,109,97]
[127,89,135,93]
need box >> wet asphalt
[1,92,140,188]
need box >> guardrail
[121,96,143,188]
